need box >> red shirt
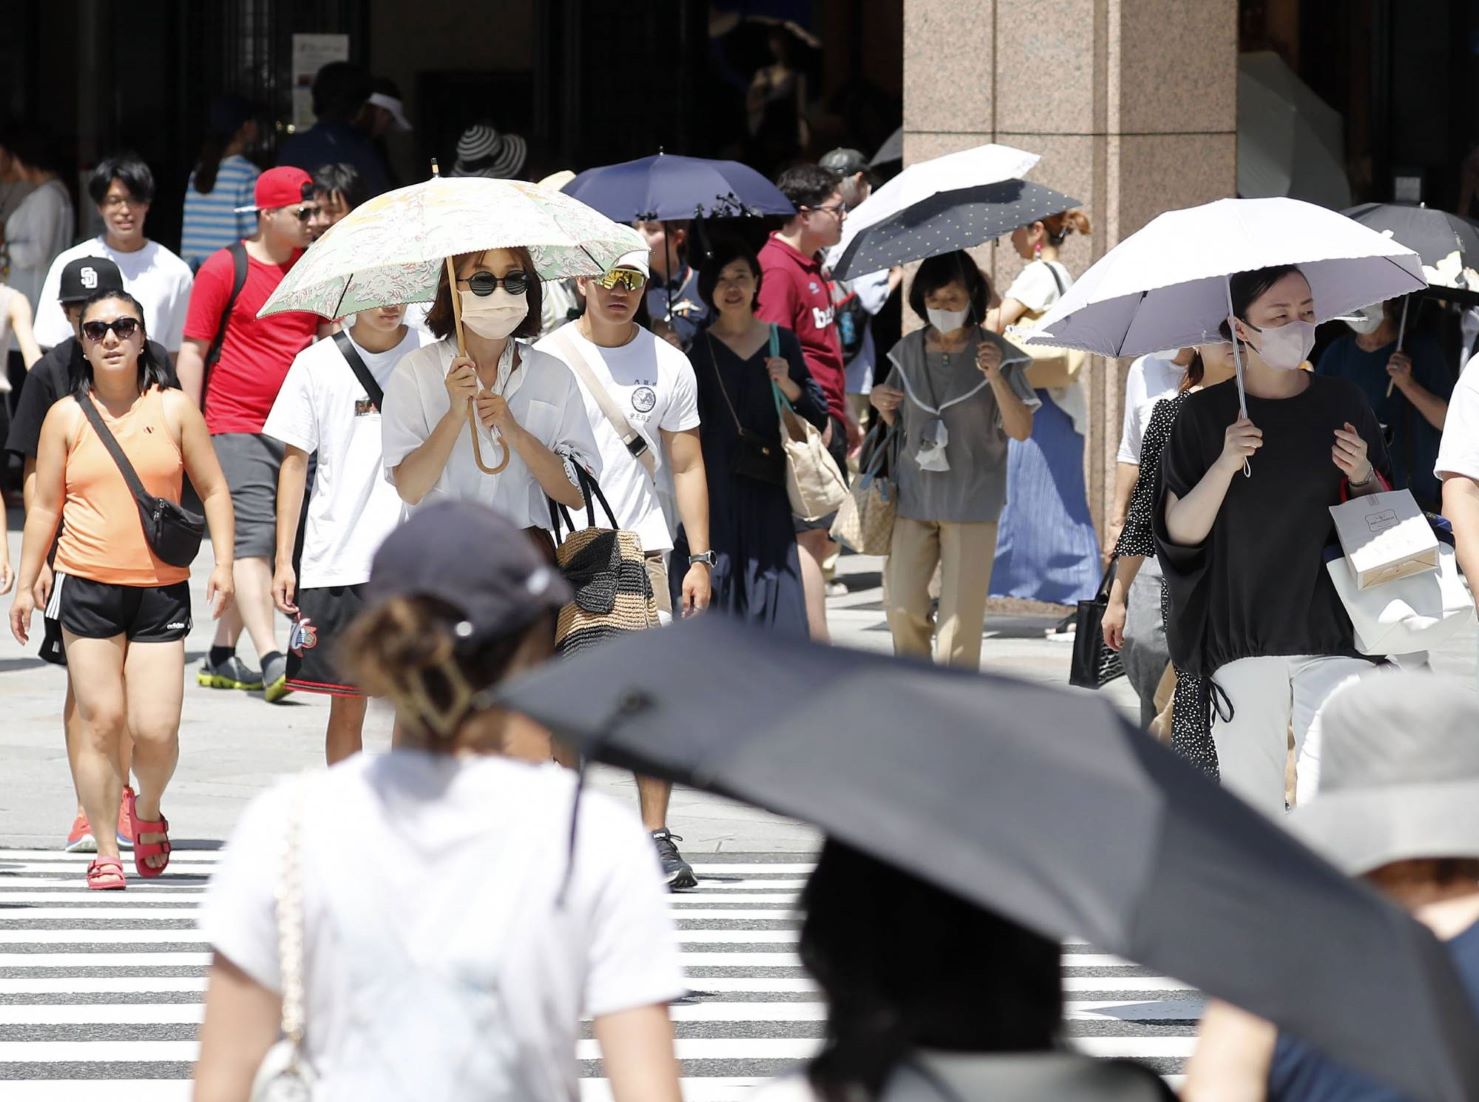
[183,245,319,435]
[756,233,845,421]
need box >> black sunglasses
[81,318,142,342]
[459,270,530,297]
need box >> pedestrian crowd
[3,55,1479,1102]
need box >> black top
[1154,375,1390,677]
[5,337,176,459]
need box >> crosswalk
[0,849,1200,1099]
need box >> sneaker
[826,581,849,598]
[116,787,134,850]
[64,813,96,853]
[651,829,697,890]
[197,654,263,690]
[262,654,293,704]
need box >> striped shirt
[180,154,260,269]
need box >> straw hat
[1290,672,1479,874]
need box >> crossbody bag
[700,331,787,486]
[331,331,384,410]
[77,392,204,568]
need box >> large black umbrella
[499,617,1479,1102]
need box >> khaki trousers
[885,517,999,669]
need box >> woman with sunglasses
[382,248,596,551]
[8,290,235,890]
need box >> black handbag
[78,392,204,568]
[702,332,787,486]
[1069,557,1127,690]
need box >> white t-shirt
[262,325,429,588]
[1117,350,1188,465]
[198,753,686,1102]
[380,338,601,529]
[1436,351,1479,482]
[535,325,700,554]
[33,237,194,351]
[1004,259,1072,317]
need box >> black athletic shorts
[47,573,192,643]
[285,584,366,696]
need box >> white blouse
[381,337,602,529]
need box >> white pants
[1210,655,1372,817]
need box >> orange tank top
[55,387,191,587]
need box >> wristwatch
[688,551,717,568]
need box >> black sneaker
[651,829,697,890]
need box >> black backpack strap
[76,393,153,511]
[331,330,384,410]
[201,241,249,406]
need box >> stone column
[902,0,1237,540]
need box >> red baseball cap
[248,166,313,212]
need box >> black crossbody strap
[201,241,249,408]
[76,392,154,510]
[331,330,384,410]
[701,332,747,434]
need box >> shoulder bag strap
[1045,260,1068,297]
[331,330,384,410]
[700,331,747,435]
[201,241,249,409]
[767,324,795,416]
[551,328,658,479]
[276,777,310,1053]
[76,392,154,510]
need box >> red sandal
[86,856,126,891]
[126,790,171,878]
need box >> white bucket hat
[1290,672,1479,874]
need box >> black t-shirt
[5,337,176,459]
[1153,375,1390,676]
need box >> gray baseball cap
[820,148,868,177]
[1290,672,1479,874]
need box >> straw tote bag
[547,466,658,655]
[768,325,848,521]
[831,422,897,555]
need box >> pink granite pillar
[902,0,1237,536]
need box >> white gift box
[1328,488,1439,591]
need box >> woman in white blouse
[381,247,596,545]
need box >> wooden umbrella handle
[446,255,510,475]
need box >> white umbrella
[1027,197,1425,414]
[1238,51,1352,210]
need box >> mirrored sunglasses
[81,318,141,342]
[461,271,531,297]
[595,268,646,291]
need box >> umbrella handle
[447,255,511,475]
[1386,297,1411,398]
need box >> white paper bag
[1328,489,1439,590]
[1326,542,1474,656]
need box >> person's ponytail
[194,133,227,196]
[1042,208,1092,246]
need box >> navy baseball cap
[366,501,570,643]
[58,257,125,304]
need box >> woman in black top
[676,240,828,638]
[1155,265,1390,816]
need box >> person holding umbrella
[1157,264,1390,815]
[869,250,1037,669]
[1314,297,1451,511]
[1185,672,1479,1100]
[381,246,595,546]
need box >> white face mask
[926,305,970,334]
[1345,304,1384,335]
[459,288,528,340]
[1242,318,1317,371]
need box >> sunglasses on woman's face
[81,318,141,342]
[459,271,530,297]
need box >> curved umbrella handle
[447,254,511,475]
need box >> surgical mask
[1242,318,1317,371]
[1345,304,1384,335]
[926,305,971,334]
[915,417,951,472]
[459,288,528,339]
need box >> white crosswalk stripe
[0,849,1200,1097]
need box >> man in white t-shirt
[264,304,427,762]
[535,249,711,889]
[32,154,194,359]
[1436,353,1479,606]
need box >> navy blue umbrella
[562,153,795,223]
